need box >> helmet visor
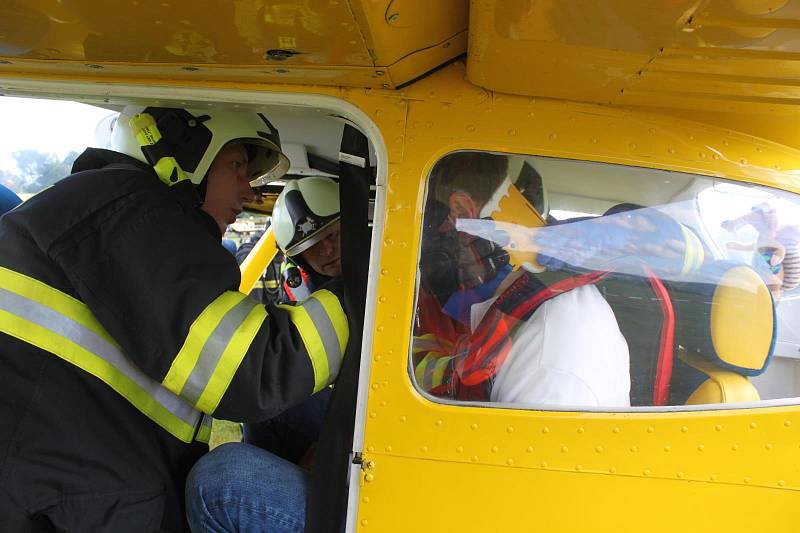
[240,138,291,187]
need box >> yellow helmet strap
[129,112,190,186]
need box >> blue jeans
[186,443,307,533]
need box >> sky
[0,96,113,173]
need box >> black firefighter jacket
[0,149,347,532]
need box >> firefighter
[272,175,344,304]
[272,175,343,284]
[240,176,342,459]
[186,176,343,533]
[0,106,348,532]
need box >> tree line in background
[0,150,80,194]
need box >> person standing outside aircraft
[0,106,348,532]
[186,176,343,532]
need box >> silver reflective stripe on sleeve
[413,336,441,354]
[196,413,214,443]
[178,297,260,406]
[423,358,435,391]
[302,296,342,382]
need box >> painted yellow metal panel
[239,226,277,294]
[2,59,800,530]
[650,48,800,79]
[347,0,468,66]
[357,62,800,532]
[0,58,390,88]
[467,0,800,113]
[0,0,466,88]
[633,70,800,101]
[2,0,373,65]
[358,451,800,532]
[467,0,684,103]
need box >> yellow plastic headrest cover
[710,266,775,372]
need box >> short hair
[431,152,509,208]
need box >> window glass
[0,96,112,197]
[412,151,800,409]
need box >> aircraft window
[0,96,113,197]
[412,150,800,409]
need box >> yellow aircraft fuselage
[2,1,800,531]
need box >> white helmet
[273,176,340,256]
[110,106,290,186]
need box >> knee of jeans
[186,443,308,523]
[187,443,239,495]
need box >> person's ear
[448,191,480,219]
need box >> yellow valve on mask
[482,178,546,271]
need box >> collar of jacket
[71,147,153,174]
[72,148,219,238]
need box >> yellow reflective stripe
[278,301,328,393]
[152,157,189,186]
[413,334,441,354]
[194,304,267,413]
[164,291,267,415]
[0,308,196,442]
[414,353,453,391]
[195,414,213,444]
[414,353,434,386]
[163,292,249,395]
[277,289,347,394]
[312,290,348,358]
[0,267,201,442]
[431,356,452,388]
[252,280,279,290]
[0,267,115,345]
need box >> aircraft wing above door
[468,0,800,113]
[0,0,467,88]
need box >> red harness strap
[645,266,675,406]
[454,270,612,390]
[452,267,676,405]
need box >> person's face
[201,143,255,233]
[300,221,342,277]
[447,191,495,290]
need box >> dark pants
[242,388,332,464]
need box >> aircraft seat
[669,261,776,406]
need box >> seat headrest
[669,260,776,376]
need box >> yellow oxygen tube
[239,226,278,293]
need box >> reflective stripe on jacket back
[0,266,206,443]
[0,265,347,440]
